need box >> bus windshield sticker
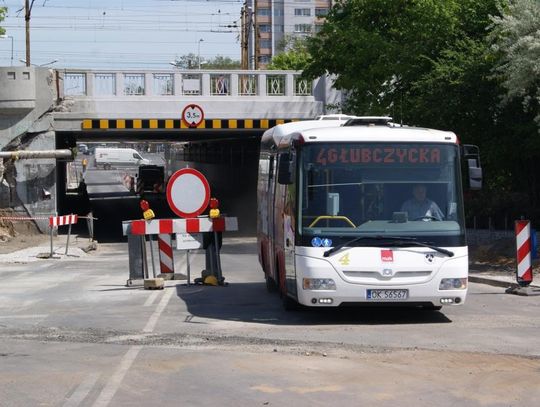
[315,147,441,166]
[321,238,332,247]
[381,250,394,262]
[311,237,322,247]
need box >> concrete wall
[0,67,58,230]
[13,131,57,232]
[0,67,56,149]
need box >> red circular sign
[166,168,210,218]
[181,104,204,128]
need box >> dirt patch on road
[0,209,48,254]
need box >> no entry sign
[166,168,210,218]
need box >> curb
[468,275,516,289]
[469,275,540,290]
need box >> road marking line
[63,372,100,407]
[143,290,160,307]
[143,287,174,333]
[91,266,179,406]
[92,346,142,407]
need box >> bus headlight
[303,278,336,290]
[439,278,467,290]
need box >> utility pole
[241,5,247,70]
[25,0,35,67]
[240,3,253,70]
[254,0,259,70]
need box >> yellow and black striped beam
[81,118,298,130]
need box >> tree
[203,56,240,70]
[171,54,240,70]
[171,53,198,69]
[304,0,463,116]
[268,35,311,71]
[489,0,540,132]
[0,7,6,36]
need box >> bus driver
[401,184,444,221]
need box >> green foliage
[171,54,240,70]
[204,56,240,70]
[489,0,540,132]
[0,7,6,36]
[268,35,311,70]
[171,53,198,69]
[304,0,463,115]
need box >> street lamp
[0,35,14,66]
[197,38,204,70]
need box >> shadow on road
[175,282,452,326]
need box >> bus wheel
[265,274,277,292]
[282,293,299,311]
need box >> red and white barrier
[49,214,78,227]
[158,234,174,274]
[515,220,533,285]
[122,217,238,236]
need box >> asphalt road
[1,238,539,406]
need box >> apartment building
[245,0,333,68]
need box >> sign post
[167,168,211,284]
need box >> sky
[0,0,243,69]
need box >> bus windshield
[298,142,465,243]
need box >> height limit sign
[182,104,204,128]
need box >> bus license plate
[366,289,408,300]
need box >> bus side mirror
[463,144,482,190]
[277,152,295,185]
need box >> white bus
[257,117,482,310]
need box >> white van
[94,148,150,169]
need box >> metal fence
[61,70,316,98]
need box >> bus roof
[295,125,458,144]
[261,120,343,149]
[261,119,458,151]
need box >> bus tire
[265,274,277,292]
[282,293,299,311]
[275,258,298,311]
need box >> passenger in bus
[401,184,444,221]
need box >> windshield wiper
[323,236,416,257]
[400,240,454,257]
[323,236,454,258]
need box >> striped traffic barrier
[515,219,533,286]
[157,234,174,275]
[49,214,79,257]
[49,214,78,227]
[122,217,238,236]
[123,216,238,285]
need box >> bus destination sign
[315,147,442,166]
